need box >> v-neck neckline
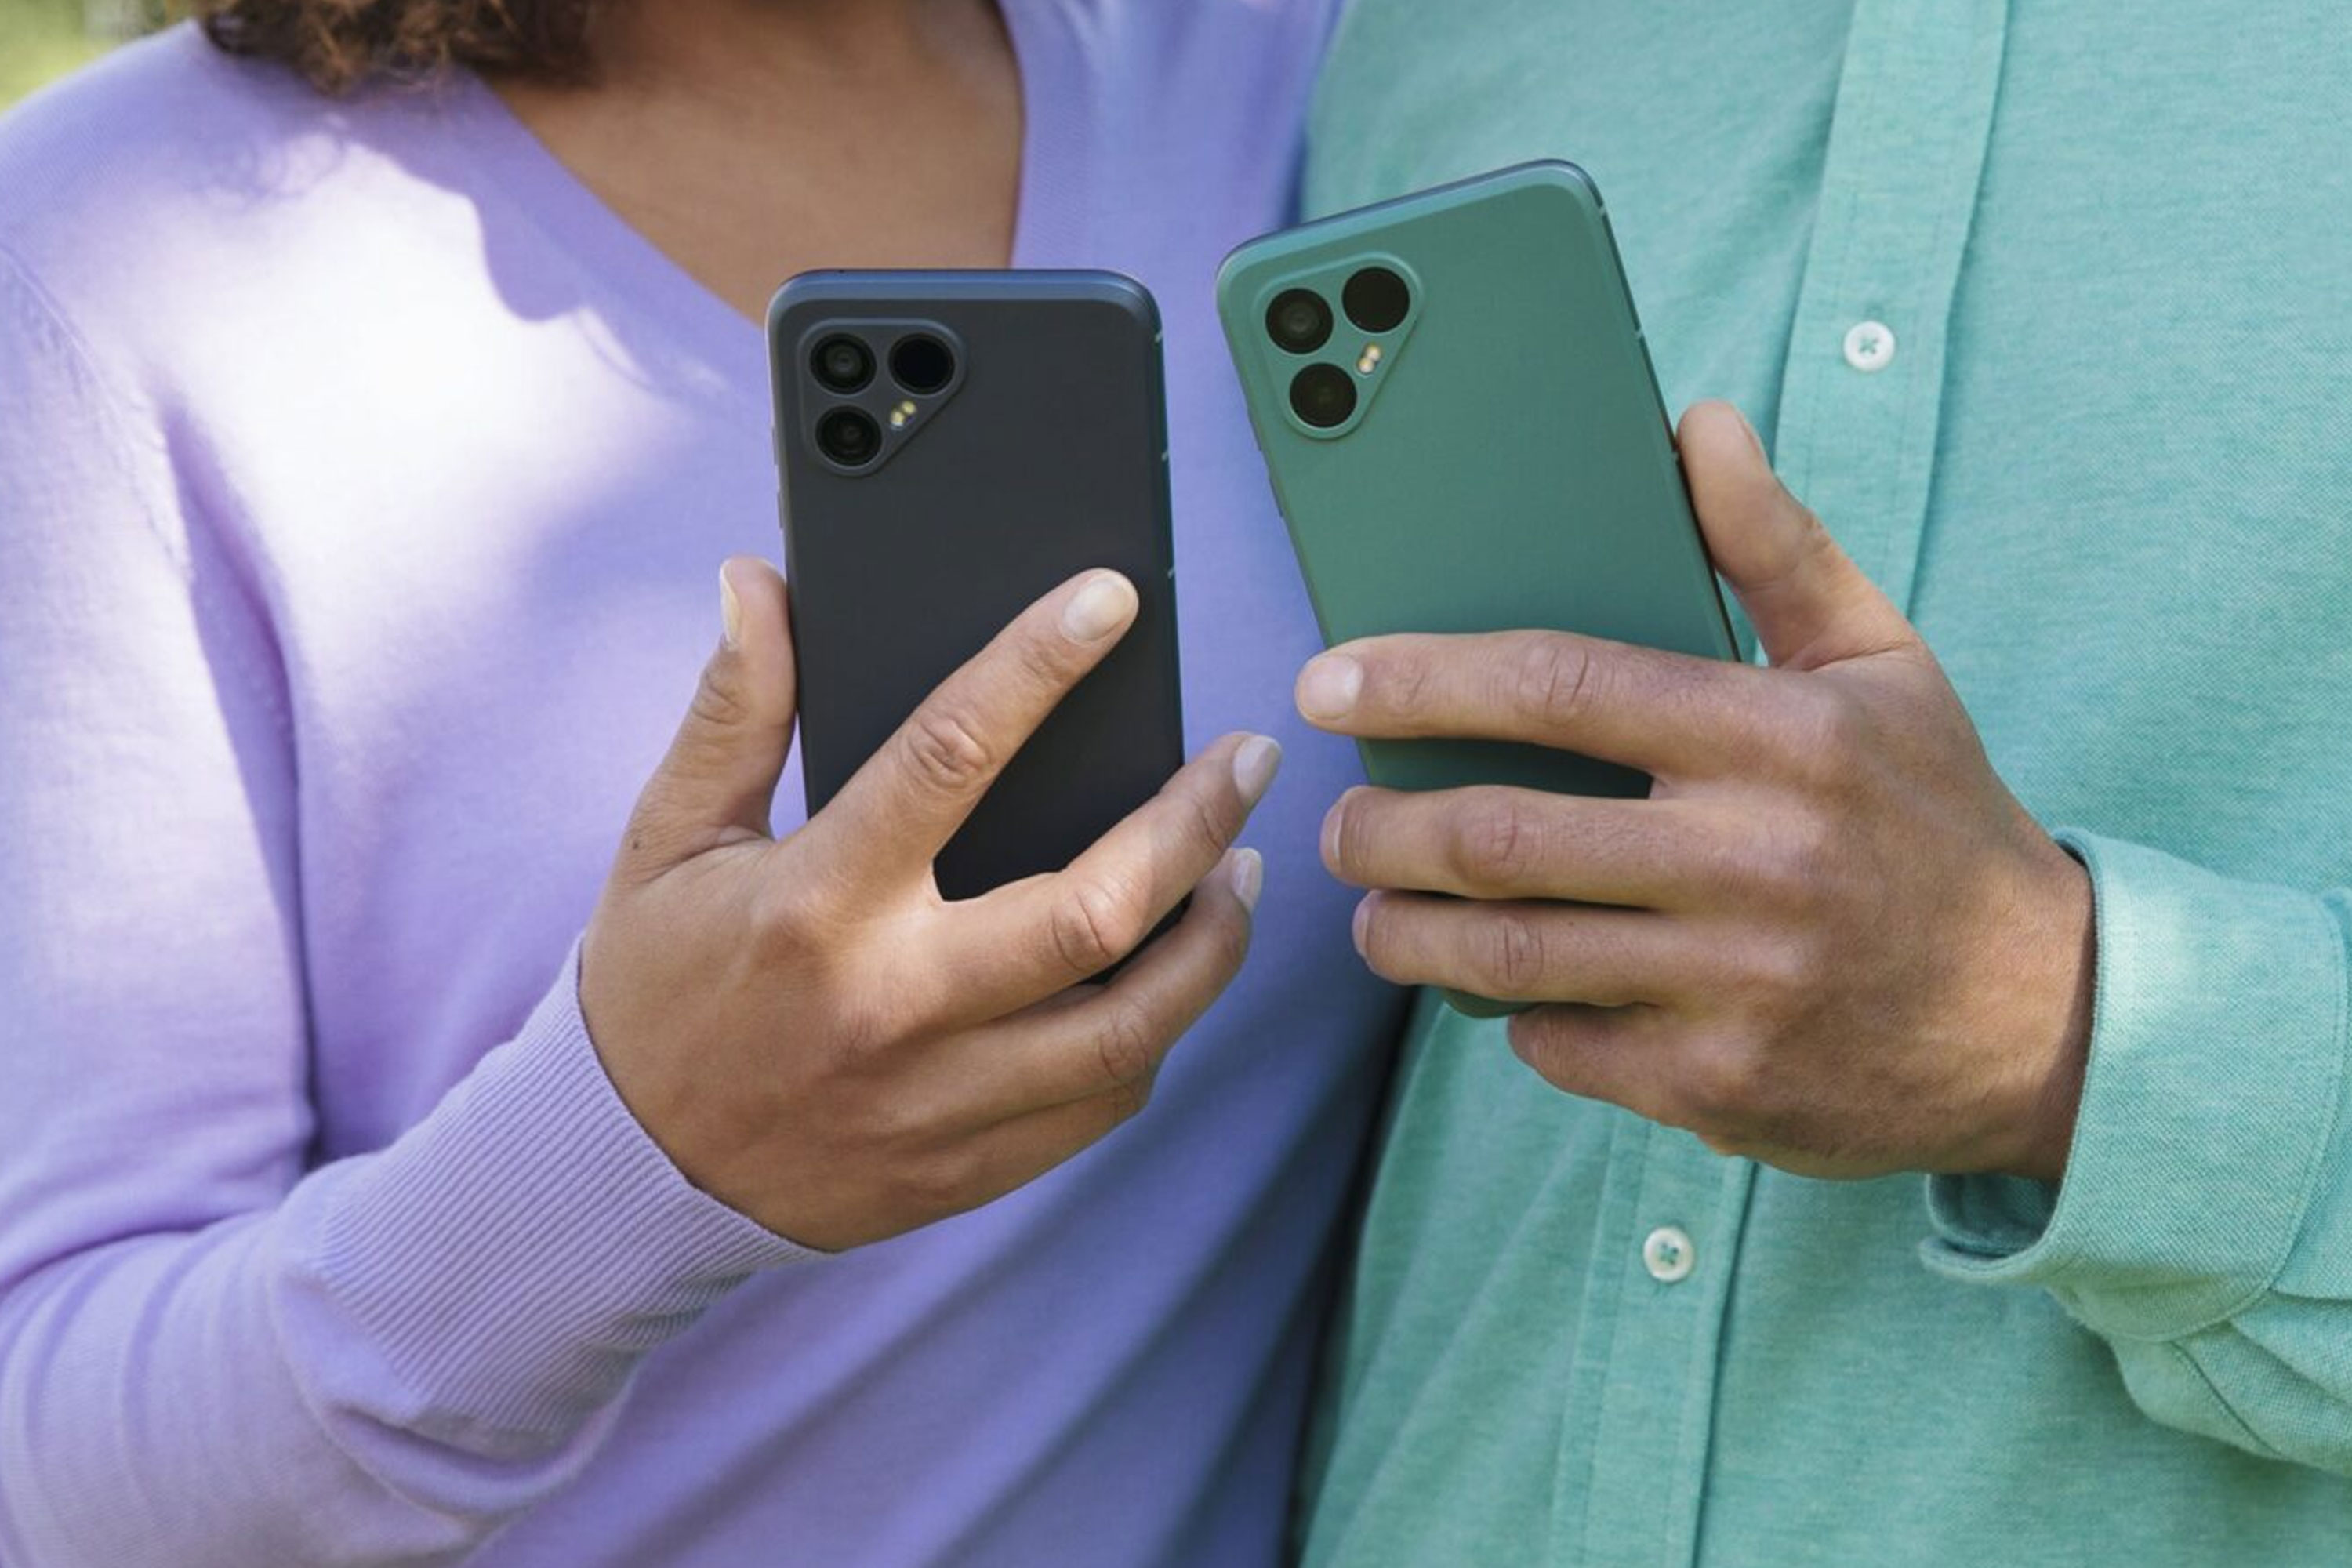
[439,0,1080,415]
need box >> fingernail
[1229,847,1265,913]
[1232,735,1282,808]
[1351,895,1373,954]
[1062,572,1135,642]
[718,565,744,650]
[1298,654,1363,722]
[1321,799,1345,869]
[1735,407,1767,459]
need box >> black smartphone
[768,270,1184,902]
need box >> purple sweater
[0,13,1403,1566]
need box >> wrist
[1985,843,2096,1183]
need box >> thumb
[622,556,799,873]
[1679,401,1915,670]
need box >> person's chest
[192,265,784,1140]
[1311,0,2352,882]
[176,42,1367,1162]
[1301,8,2352,1559]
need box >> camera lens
[1265,289,1334,354]
[811,334,873,394]
[1341,266,1411,333]
[816,407,882,467]
[1288,363,1358,430]
[889,334,956,394]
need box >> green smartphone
[1216,159,1739,1016]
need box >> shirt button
[1842,319,1896,372]
[1642,1225,1697,1283]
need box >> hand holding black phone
[567,270,1267,1253]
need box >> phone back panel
[1217,161,1737,800]
[771,271,1181,902]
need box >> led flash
[888,400,917,430]
[1356,343,1384,375]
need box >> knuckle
[1051,875,1151,978]
[748,879,819,952]
[613,797,688,876]
[898,1145,983,1214]
[1794,503,1839,561]
[1692,831,1769,906]
[1327,789,1373,875]
[1821,687,1875,755]
[816,995,901,1069]
[1189,895,1256,986]
[1505,1011,1588,1097]
[1788,687,1871,780]
[1760,499,1835,583]
[686,662,756,735]
[1181,776,1236,857]
[849,1080,931,1148]
[1785,811,1841,897]
[1757,931,1831,1015]
[1011,625,1081,694]
[1476,909,1549,996]
[1504,1012,1557,1074]
[899,703,997,796]
[1680,1037,1767,1125]
[1751,808,1838,911]
[1093,1000,1162,1089]
[837,1001,908,1062]
[1508,635,1602,735]
[1455,794,1540,891]
[1379,648,1436,723]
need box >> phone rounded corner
[1506,158,1604,205]
[1065,270,1162,336]
[766,272,822,337]
[1214,241,1267,314]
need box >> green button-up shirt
[1298,2,2352,1563]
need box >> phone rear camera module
[811,334,874,394]
[889,334,956,395]
[1341,267,1411,334]
[816,407,883,468]
[1288,363,1359,430]
[1266,289,1334,354]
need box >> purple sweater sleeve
[0,252,809,1566]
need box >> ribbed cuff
[292,944,815,1450]
[1922,832,2350,1342]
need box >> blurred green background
[1,0,159,110]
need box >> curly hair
[189,0,603,94]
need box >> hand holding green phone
[1217,161,1738,1014]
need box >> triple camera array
[808,264,1410,463]
[806,328,959,468]
[1263,264,1413,428]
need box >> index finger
[1294,629,1778,779]
[812,569,1138,883]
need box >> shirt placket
[1552,5,2010,1563]
[1771,0,2010,615]
[1549,1120,1755,1566]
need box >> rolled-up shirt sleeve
[1923,827,2352,1473]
